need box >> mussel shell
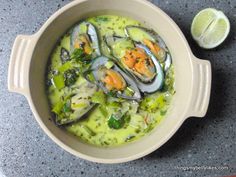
[125,25,168,49]
[70,22,101,57]
[125,25,172,66]
[120,51,156,83]
[134,43,164,93]
[104,35,153,82]
[104,36,164,92]
[91,56,141,100]
[164,53,172,72]
[104,35,135,59]
[56,82,98,125]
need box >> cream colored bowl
[8,0,211,163]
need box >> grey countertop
[0,0,235,177]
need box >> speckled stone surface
[0,0,235,177]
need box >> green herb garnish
[95,16,110,23]
[107,90,117,97]
[82,125,96,136]
[108,114,125,129]
[62,100,71,113]
[64,69,78,86]
[71,48,92,63]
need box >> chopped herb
[124,114,131,123]
[71,48,92,63]
[64,69,78,86]
[62,100,71,113]
[144,125,154,133]
[108,114,124,129]
[107,90,117,97]
[123,113,131,128]
[82,125,96,136]
[107,27,114,30]
[95,16,110,22]
[103,141,110,145]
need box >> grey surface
[0,0,235,177]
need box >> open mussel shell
[104,35,134,59]
[56,82,98,125]
[133,43,164,93]
[70,22,101,57]
[125,25,167,49]
[104,35,164,93]
[91,56,141,100]
[104,35,154,82]
[125,25,172,71]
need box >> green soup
[46,15,175,147]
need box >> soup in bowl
[46,15,175,147]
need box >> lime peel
[191,8,230,49]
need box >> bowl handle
[8,34,37,97]
[186,56,212,118]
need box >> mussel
[55,82,98,125]
[135,43,164,93]
[105,36,164,93]
[104,35,134,59]
[71,22,101,58]
[125,25,172,71]
[91,56,141,100]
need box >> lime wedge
[191,8,230,49]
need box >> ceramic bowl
[8,0,211,163]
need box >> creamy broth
[46,15,175,146]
